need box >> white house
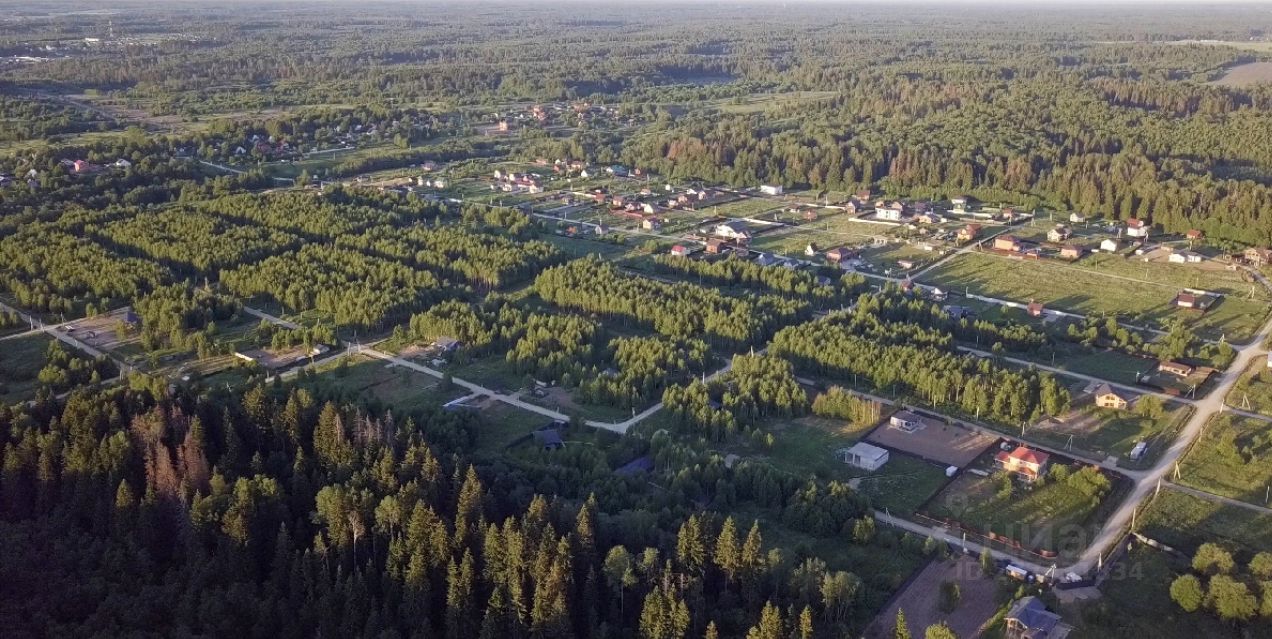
[836,442,890,471]
[759,184,783,196]
[1169,251,1203,264]
[875,201,906,221]
[1126,218,1149,238]
[1070,212,1087,223]
[1100,238,1120,252]
[713,220,752,241]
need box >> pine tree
[715,517,740,581]
[894,609,912,639]
[677,515,707,574]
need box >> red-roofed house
[1186,229,1204,241]
[995,446,1051,483]
[1126,218,1149,238]
[670,245,690,257]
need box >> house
[1158,360,1195,377]
[804,243,819,257]
[713,220,752,242]
[1027,300,1045,317]
[1070,212,1087,223]
[875,201,906,221]
[1169,250,1203,264]
[1100,238,1120,252]
[1125,218,1149,238]
[836,442,889,471]
[826,247,855,263]
[897,259,916,270]
[642,203,658,214]
[917,211,944,224]
[1092,383,1129,410]
[1175,292,1203,309]
[434,337,462,353]
[759,184,783,196]
[1060,245,1083,260]
[1245,247,1272,266]
[532,428,565,451]
[1004,597,1063,639]
[994,235,1022,252]
[957,224,982,242]
[999,207,1019,222]
[670,245,690,257]
[113,158,132,169]
[1186,229,1204,241]
[995,446,1051,483]
[1047,225,1071,243]
[705,239,726,254]
[889,410,935,433]
[755,254,780,267]
[642,218,661,231]
[950,195,970,212]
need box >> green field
[297,354,469,414]
[924,251,1270,342]
[721,413,950,514]
[0,333,57,403]
[1137,489,1272,555]
[1227,360,1272,417]
[1177,414,1272,506]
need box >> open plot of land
[865,418,998,468]
[1031,404,1189,468]
[472,402,558,455]
[729,415,950,514]
[714,90,839,114]
[924,465,1118,559]
[1137,489,1272,555]
[0,333,55,403]
[298,354,469,415]
[1176,414,1272,507]
[1227,360,1272,417]
[1210,61,1272,87]
[867,555,1003,639]
[924,251,1270,341]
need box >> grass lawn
[0,333,56,403]
[1177,414,1272,507]
[297,354,468,414]
[726,415,950,514]
[1065,546,1245,639]
[472,402,552,455]
[923,251,1269,342]
[1011,343,1157,386]
[1136,489,1272,555]
[1028,404,1190,470]
[925,465,1118,558]
[539,232,634,261]
[1227,359,1272,417]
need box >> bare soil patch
[867,555,1001,638]
[866,419,998,468]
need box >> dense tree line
[651,255,869,308]
[0,227,171,316]
[770,312,1070,425]
[132,284,241,355]
[196,189,436,239]
[577,337,710,411]
[535,258,806,349]
[0,376,930,637]
[0,96,116,141]
[220,245,442,330]
[339,224,562,289]
[95,207,302,275]
[663,355,809,442]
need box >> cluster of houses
[491,169,545,194]
[57,157,132,175]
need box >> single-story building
[1047,225,1071,242]
[670,244,690,257]
[714,220,752,241]
[1168,250,1203,264]
[1186,229,1204,241]
[1059,245,1084,259]
[759,184,783,196]
[889,410,936,433]
[1027,300,1045,317]
[836,442,890,471]
[755,254,780,267]
[1126,218,1149,238]
[1100,238,1120,252]
[1158,360,1195,377]
[1070,212,1087,223]
[706,239,726,254]
[957,224,981,242]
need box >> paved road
[874,509,1054,576]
